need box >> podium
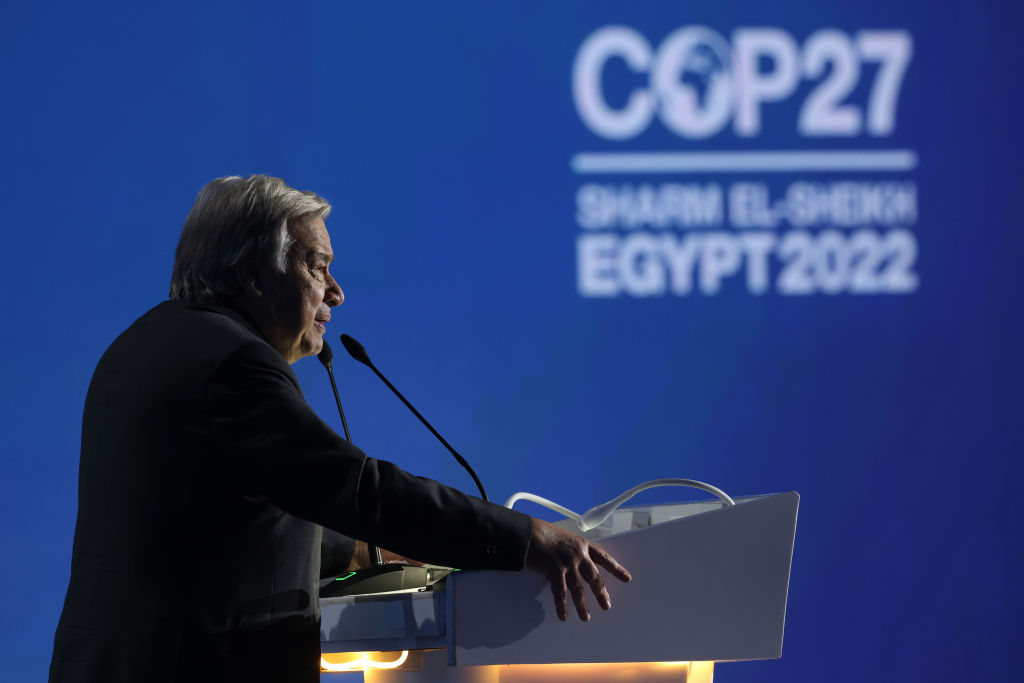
[320,492,799,682]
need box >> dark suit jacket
[49,300,532,682]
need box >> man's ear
[236,262,263,298]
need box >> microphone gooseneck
[339,333,489,502]
[317,341,352,442]
[318,340,382,566]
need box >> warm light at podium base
[321,650,409,672]
[488,661,713,683]
[321,650,713,682]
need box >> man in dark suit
[49,175,629,682]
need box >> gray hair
[169,174,332,303]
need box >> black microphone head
[317,340,334,368]
[340,334,372,367]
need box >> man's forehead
[291,215,334,260]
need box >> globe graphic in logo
[681,44,727,111]
[652,27,733,139]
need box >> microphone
[317,340,383,567]
[317,341,351,442]
[339,333,489,502]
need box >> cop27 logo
[573,26,913,139]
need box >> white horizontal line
[571,150,918,174]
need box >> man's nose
[325,272,344,307]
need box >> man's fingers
[526,518,631,622]
[550,571,568,622]
[566,570,590,621]
[589,543,632,583]
[579,559,611,611]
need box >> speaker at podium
[320,491,799,682]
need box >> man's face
[250,214,343,364]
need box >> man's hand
[525,517,632,622]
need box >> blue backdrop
[2,1,1021,681]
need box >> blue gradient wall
[1,2,1021,681]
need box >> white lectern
[321,492,798,682]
